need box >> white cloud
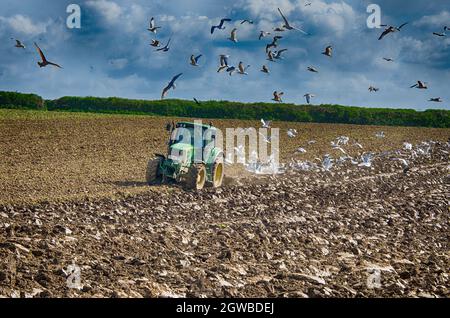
[0,14,49,36]
[86,0,123,24]
[414,11,450,28]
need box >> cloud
[86,0,123,24]
[414,11,450,28]
[0,14,49,36]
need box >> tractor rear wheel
[146,157,163,185]
[207,161,224,188]
[185,164,207,190]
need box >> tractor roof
[176,122,216,130]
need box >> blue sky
[0,0,449,110]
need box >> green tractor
[146,121,224,190]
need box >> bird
[193,98,201,105]
[241,20,254,25]
[34,42,62,68]
[383,57,394,62]
[228,28,238,42]
[274,27,285,32]
[410,81,427,89]
[259,132,272,144]
[150,39,161,47]
[261,65,270,74]
[272,91,284,102]
[287,129,298,138]
[261,119,271,128]
[226,66,236,76]
[277,8,309,34]
[266,36,283,52]
[148,17,161,33]
[307,66,318,73]
[259,31,271,40]
[429,97,442,102]
[305,2,312,6]
[273,49,288,60]
[14,39,25,49]
[322,45,332,57]
[217,54,229,72]
[433,26,448,37]
[378,22,408,40]
[394,158,409,174]
[190,54,202,66]
[267,50,275,62]
[304,93,315,104]
[161,73,183,99]
[237,62,250,75]
[156,38,171,52]
[211,18,231,34]
[368,86,379,92]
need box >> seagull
[378,22,408,40]
[190,54,202,66]
[14,39,25,49]
[156,38,171,52]
[429,97,442,102]
[161,73,183,99]
[304,93,315,104]
[241,19,254,25]
[305,2,312,6]
[266,35,283,52]
[274,27,285,32]
[259,31,271,40]
[368,86,379,92]
[322,45,332,57]
[211,18,231,34]
[228,28,238,42]
[150,39,161,47]
[261,119,271,128]
[34,42,62,68]
[267,50,275,62]
[148,17,161,33]
[277,8,309,34]
[433,26,448,37]
[272,91,284,102]
[394,158,409,173]
[287,129,298,138]
[217,54,229,72]
[193,98,201,105]
[226,66,236,76]
[259,132,272,144]
[273,49,287,60]
[261,65,270,74]
[237,62,250,75]
[383,57,394,62]
[307,66,318,73]
[410,81,427,89]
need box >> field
[0,109,449,298]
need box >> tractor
[146,121,224,190]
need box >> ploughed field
[0,109,449,298]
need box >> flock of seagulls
[8,5,447,106]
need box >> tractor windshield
[169,125,215,147]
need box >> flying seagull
[368,86,379,92]
[274,49,287,60]
[274,27,285,32]
[259,31,271,40]
[307,66,318,73]
[322,45,332,57]
[272,91,284,102]
[211,18,231,34]
[410,81,427,89]
[378,22,408,40]
[429,97,442,102]
[148,17,161,33]
[267,50,275,62]
[156,38,171,52]
[190,54,202,66]
[261,65,270,74]
[277,8,309,34]
[266,35,283,52]
[34,42,62,68]
[433,26,448,37]
[305,2,312,6]
[237,62,250,75]
[193,98,201,105]
[304,93,315,104]
[217,54,229,72]
[161,73,183,99]
[383,57,394,62]
[241,19,254,25]
[228,28,238,42]
[261,119,271,128]
[226,66,236,76]
[150,39,161,47]
[14,39,25,49]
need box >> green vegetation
[1,91,449,128]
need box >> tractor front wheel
[146,157,163,185]
[185,164,207,190]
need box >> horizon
[0,0,449,111]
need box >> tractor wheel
[185,164,207,190]
[207,161,224,188]
[146,157,162,185]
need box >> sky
[0,0,449,110]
